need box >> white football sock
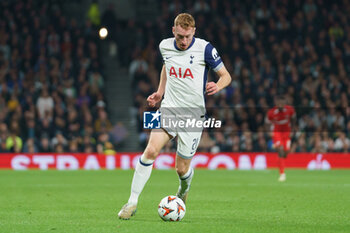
[128,154,154,205]
[178,167,194,196]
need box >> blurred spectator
[197,131,215,152]
[89,70,104,96]
[23,138,39,153]
[68,139,80,153]
[334,132,350,152]
[94,109,112,134]
[6,130,22,153]
[39,135,51,153]
[96,132,116,155]
[110,122,128,146]
[54,144,65,153]
[0,0,113,153]
[129,53,149,83]
[101,3,117,41]
[36,88,54,120]
[87,0,101,26]
[51,131,68,149]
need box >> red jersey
[267,105,295,132]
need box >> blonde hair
[174,13,195,29]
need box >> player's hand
[206,82,219,95]
[147,92,162,107]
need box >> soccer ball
[158,195,186,221]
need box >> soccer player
[266,95,296,182]
[118,13,232,219]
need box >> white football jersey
[159,37,224,113]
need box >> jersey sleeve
[204,43,224,72]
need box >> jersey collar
[174,37,195,51]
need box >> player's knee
[144,145,159,160]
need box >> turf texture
[0,169,349,233]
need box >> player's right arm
[147,65,166,107]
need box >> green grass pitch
[0,169,349,233]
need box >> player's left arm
[206,66,232,95]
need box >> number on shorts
[192,138,199,151]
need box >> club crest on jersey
[169,67,194,79]
[190,55,194,64]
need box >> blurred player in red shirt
[266,95,296,182]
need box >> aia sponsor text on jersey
[169,66,194,79]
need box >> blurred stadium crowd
[1,0,350,154]
[120,0,350,153]
[0,0,116,153]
